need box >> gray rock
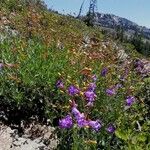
[0,25,19,43]
[0,123,58,150]
[117,49,128,62]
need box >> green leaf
[137,133,147,142]
[115,129,128,141]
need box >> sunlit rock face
[95,13,150,39]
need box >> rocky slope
[95,13,150,39]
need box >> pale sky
[44,0,150,28]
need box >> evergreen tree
[115,25,124,42]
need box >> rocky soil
[0,122,58,150]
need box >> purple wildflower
[76,113,88,127]
[101,68,108,77]
[106,84,122,96]
[72,106,80,116]
[68,85,79,96]
[126,96,135,106]
[84,90,97,102]
[72,106,88,127]
[106,124,116,133]
[134,59,145,74]
[72,106,83,120]
[106,88,116,96]
[92,75,97,82]
[56,80,64,89]
[88,83,96,91]
[77,118,88,127]
[59,115,73,129]
[88,120,102,131]
[134,59,144,69]
[136,66,144,74]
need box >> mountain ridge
[94,12,150,39]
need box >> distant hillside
[95,13,150,39]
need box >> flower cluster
[57,65,136,133]
[106,83,122,96]
[59,104,102,131]
[84,76,97,106]
[59,104,116,133]
[134,59,150,77]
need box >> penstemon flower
[68,85,79,96]
[106,124,116,133]
[56,80,64,89]
[88,83,96,91]
[101,67,108,77]
[106,88,116,96]
[72,106,88,127]
[84,90,97,102]
[126,96,135,106]
[59,115,73,129]
[76,113,88,127]
[88,120,102,131]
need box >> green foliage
[1,1,150,149]
[114,80,150,150]
[1,0,47,11]
[115,26,124,42]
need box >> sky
[44,0,150,28]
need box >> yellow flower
[85,140,97,145]
[84,125,89,129]
[80,91,84,96]
[67,75,71,79]
[60,90,64,93]
[75,84,79,89]
[58,72,61,76]
[62,105,70,109]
